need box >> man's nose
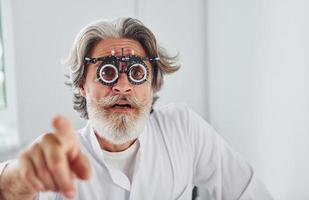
[112,73,132,95]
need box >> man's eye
[130,65,146,80]
[100,65,117,81]
[104,69,115,77]
[132,69,142,77]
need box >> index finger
[52,116,79,155]
[52,115,74,137]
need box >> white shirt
[102,139,139,183]
[33,103,272,199]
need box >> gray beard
[86,94,152,145]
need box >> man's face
[80,38,153,144]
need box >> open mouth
[111,104,132,109]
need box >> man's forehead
[90,38,147,57]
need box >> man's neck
[94,132,136,152]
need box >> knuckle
[32,142,40,150]
[30,142,41,153]
[18,150,28,159]
[19,143,40,161]
[41,133,63,151]
[41,133,55,143]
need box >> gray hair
[65,17,180,119]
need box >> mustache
[96,95,142,109]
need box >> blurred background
[0,0,308,199]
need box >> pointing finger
[52,116,74,138]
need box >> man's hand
[1,116,91,199]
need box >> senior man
[0,18,272,200]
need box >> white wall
[207,0,309,199]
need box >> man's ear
[80,85,86,97]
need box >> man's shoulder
[151,102,211,132]
[152,102,191,117]
[151,102,198,127]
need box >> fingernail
[37,183,45,191]
[65,190,75,198]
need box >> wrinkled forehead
[89,38,147,57]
